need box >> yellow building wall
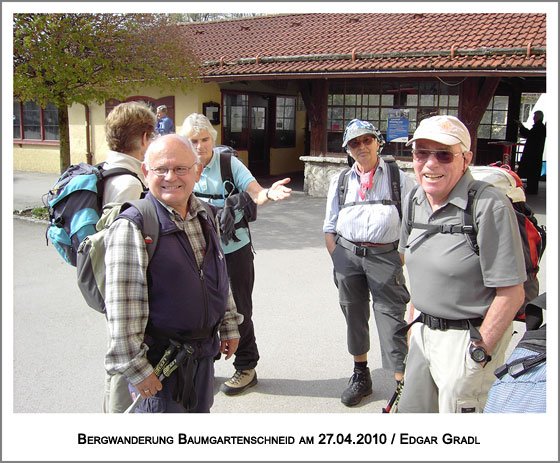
[13,82,306,176]
[13,103,90,174]
[269,104,306,175]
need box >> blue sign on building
[387,109,410,142]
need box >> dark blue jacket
[120,193,229,360]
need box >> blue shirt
[194,148,256,254]
[155,116,174,135]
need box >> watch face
[471,346,486,362]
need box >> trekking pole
[382,379,404,413]
[124,340,181,414]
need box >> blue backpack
[44,162,145,266]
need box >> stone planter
[300,155,415,197]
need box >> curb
[13,214,49,225]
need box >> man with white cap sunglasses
[324,119,415,407]
[397,115,526,413]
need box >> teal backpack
[45,162,145,266]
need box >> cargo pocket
[455,398,480,413]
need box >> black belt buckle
[425,314,447,330]
[353,245,367,257]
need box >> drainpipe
[84,104,93,164]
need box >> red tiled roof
[181,13,546,79]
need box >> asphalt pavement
[10,170,548,415]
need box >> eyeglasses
[412,149,464,164]
[150,162,199,177]
[347,135,376,150]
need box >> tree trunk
[58,104,70,173]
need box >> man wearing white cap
[324,119,415,406]
[397,115,526,413]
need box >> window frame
[13,100,60,146]
[272,95,297,148]
[477,95,510,141]
[326,78,461,157]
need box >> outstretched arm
[245,178,292,205]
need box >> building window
[14,100,59,142]
[327,79,460,156]
[274,96,296,148]
[477,96,509,140]
[222,93,249,149]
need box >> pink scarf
[354,163,375,200]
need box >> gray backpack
[76,199,159,314]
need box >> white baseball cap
[406,115,471,151]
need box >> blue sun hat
[342,119,385,149]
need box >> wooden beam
[459,77,501,162]
[298,80,328,155]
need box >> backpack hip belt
[336,235,398,257]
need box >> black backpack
[194,146,240,200]
[337,155,403,219]
[45,162,146,266]
[193,145,257,224]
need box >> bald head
[142,134,202,218]
[144,134,199,169]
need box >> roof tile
[183,13,545,77]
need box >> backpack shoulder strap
[124,198,160,261]
[406,184,421,230]
[463,180,492,255]
[337,167,351,207]
[219,150,238,198]
[98,166,148,200]
[383,157,402,219]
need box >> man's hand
[134,372,163,399]
[220,338,239,360]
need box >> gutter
[200,68,546,83]
[200,46,546,68]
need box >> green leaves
[13,13,199,107]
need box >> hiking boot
[221,369,258,396]
[341,368,372,406]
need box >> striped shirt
[323,157,416,243]
[104,195,242,385]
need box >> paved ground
[10,170,548,414]
[6,169,552,461]
[11,171,399,415]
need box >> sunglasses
[347,135,376,150]
[412,149,463,164]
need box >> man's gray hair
[180,113,218,142]
[157,105,167,113]
[144,134,199,168]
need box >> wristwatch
[469,343,491,363]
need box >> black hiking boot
[341,367,373,406]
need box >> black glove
[225,192,257,221]
[216,205,238,245]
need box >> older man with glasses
[324,118,415,407]
[103,134,242,413]
[397,115,526,413]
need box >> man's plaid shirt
[104,195,242,385]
